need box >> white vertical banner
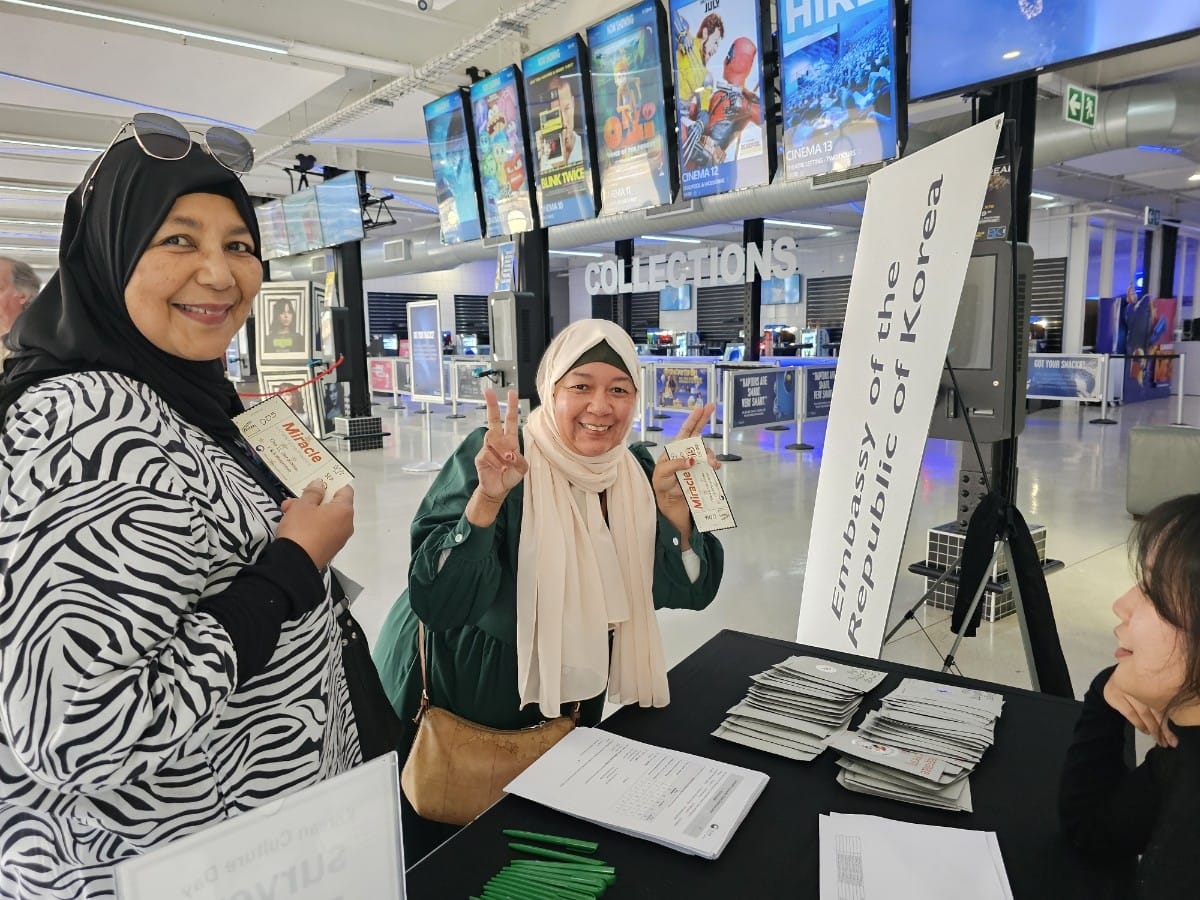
[796,115,1004,657]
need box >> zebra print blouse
[0,372,361,899]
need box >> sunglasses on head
[83,112,255,206]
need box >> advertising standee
[588,0,677,214]
[423,91,484,245]
[407,301,445,404]
[669,0,770,199]
[777,0,899,180]
[523,36,600,226]
[470,67,538,237]
[796,116,1005,658]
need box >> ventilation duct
[268,82,1200,281]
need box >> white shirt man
[0,256,42,364]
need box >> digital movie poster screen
[423,90,484,245]
[911,1,1200,101]
[587,0,676,215]
[470,66,537,237]
[669,0,770,199]
[523,36,599,227]
[776,0,898,180]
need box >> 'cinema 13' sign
[583,236,801,295]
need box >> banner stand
[642,365,663,433]
[447,365,466,419]
[1178,355,1187,425]
[402,402,444,473]
[716,372,741,462]
[1089,354,1117,425]
[786,370,814,451]
[635,365,659,446]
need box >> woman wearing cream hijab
[375,319,724,857]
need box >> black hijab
[0,136,261,443]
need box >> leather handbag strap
[414,621,431,724]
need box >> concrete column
[1099,223,1116,297]
[1063,205,1090,353]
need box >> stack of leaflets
[829,678,1004,813]
[712,656,886,762]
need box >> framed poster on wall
[254,282,312,366]
[255,370,319,433]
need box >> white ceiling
[2,0,1200,278]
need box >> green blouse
[373,427,724,753]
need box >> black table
[406,629,1132,899]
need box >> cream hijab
[516,319,669,717]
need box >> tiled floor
[335,390,1196,704]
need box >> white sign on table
[796,116,1005,657]
[115,754,405,900]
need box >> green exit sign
[1064,85,1098,128]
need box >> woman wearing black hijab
[0,134,358,899]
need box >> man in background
[0,256,42,364]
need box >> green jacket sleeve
[630,442,725,611]
[407,427,515,631]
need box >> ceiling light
[0,245,58,252]
[640,234,702,244]
[1189,171,1200,182]
[0,218,61,227]
[0,137,103,153]
[1002,50,1021,60]
[764,219,834,231]
[1030,191,1056,201]
[549,250,604,258]
[393,176,435,187]
[1138,145,1182,155]
[0,183,71,195]
[0,0,288,54]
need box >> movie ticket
[233,395,353,503]
[664,436,736,533]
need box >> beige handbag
[400,623,579,826]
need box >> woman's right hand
[1103,671,1177,748]
[276,481,355,570]
[467,389,528,526]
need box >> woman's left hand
[651,402,720,549]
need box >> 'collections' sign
[584,237,801,295]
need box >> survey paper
[504,728,767,859]
[818,813,1013,900]
[234,395,353,503]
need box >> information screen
[315,172,365,245]
[776,0,899,180]
[669,0,770,199]
[660,283,692,310]
[588,0,676,214]
[523,36,600,226]
[762,273,801,304]
[424,90,485,245]
[911,1,1200,102]
[256,200,291,260]
[282,191,325,254]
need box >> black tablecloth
[405,629,1133,899]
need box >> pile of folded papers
[829,678,1004,812]
[712,656,886,762]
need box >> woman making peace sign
[374,319,724,856]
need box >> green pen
[508,842,609,866]
[502,829,599,854]
[509,860,616,875]
[490,871,595,900]
[504,869,608,897]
